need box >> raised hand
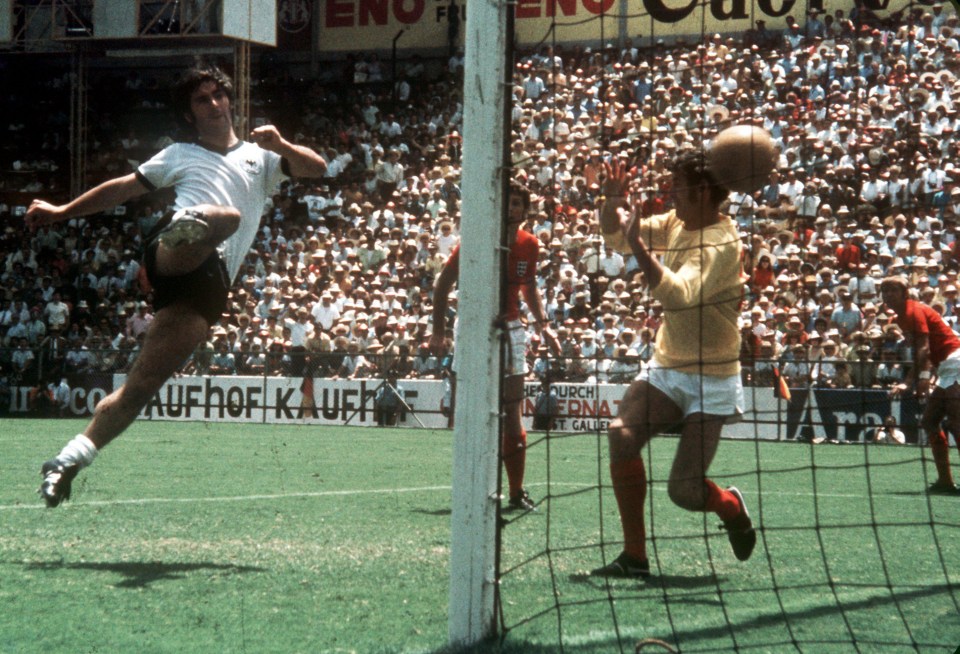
[599,159,633,234]
[249,125,284,152]
[601,159,633,199]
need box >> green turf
[0,420,957,653]
[501,432,960,653]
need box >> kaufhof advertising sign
[127,375,627,430]
[317,0,913,52]
[130,375,623,430]
[133,375,452,427]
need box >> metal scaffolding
[234,39,250,138]
[68,49,87,198]
[3,0,265,194]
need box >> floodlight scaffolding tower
[234,39,250,136]
[59,41,250,199]
[2,2,265,195]
[69,48,87,198]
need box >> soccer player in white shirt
[26,64,327,507]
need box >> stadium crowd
[2,2,958,409]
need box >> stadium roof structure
[0,0,275,53]
[1,0,276,194]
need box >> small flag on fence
[773,368,791,402]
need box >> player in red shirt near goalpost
[431,180,559,511]
[881,276,960,495]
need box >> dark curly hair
[171,63,235,134]
[669,147,730,206]
[509,178,532,213]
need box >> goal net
[454,0,960,651]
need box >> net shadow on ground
[656,582,957,652]
[447,580,959,654]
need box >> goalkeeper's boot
[158,209,210,248]
[927,480,960,495]
[38,459,79,508]
[590,552,650,579]
[722,486,757,561]
[505,488,536,512]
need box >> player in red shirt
[881,276,960,495]
[431,181,559,511]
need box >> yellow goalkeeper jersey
[603,210,745,377]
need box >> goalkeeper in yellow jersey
[591,153,756,578]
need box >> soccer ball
[708,125,778,193]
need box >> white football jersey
[137,140,286,280]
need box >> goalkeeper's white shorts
[640,360,744,420]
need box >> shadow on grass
[417,582,959,654]
[642,581,958,651]
[567,571,726,591]
[412,507,453,517]
[414,637,669,654]
[18,560,265,589]
[887,489,960,500]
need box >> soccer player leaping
[25,64,327,507]
[590,155,756,578]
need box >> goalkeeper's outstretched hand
[599,160,633,235]
[601,159,634,199]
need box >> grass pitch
[1,420,957,653]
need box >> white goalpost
[446,0,512,646]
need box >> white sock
[57,434,99,469]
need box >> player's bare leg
[608,379,681,461]
[666,414,724,511]
[942,383,960,480]
[85,305,209,448]
[669,413,756,561]
[39,304,210,507]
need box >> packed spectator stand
[2,3,958,416]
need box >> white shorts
[935,349,960,389]
[452,318,527,376]
[640,360,744,419]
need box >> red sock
[611,458,647,561]
[704,480,742,523]
[502,429,526,497]
[929,430,955,485]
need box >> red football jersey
[895,299,960,367]
[446,229,540,321]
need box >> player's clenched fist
[249,125,283,151]
[25,199,65,231]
